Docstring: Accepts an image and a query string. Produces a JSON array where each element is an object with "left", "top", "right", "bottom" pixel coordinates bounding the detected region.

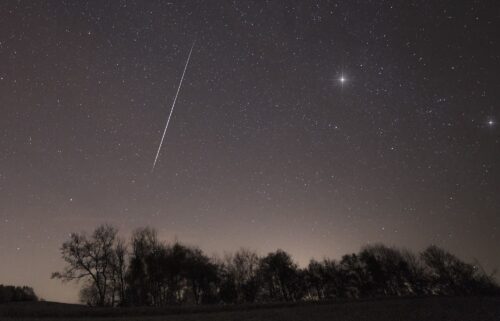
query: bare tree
[
  {"left": 109, "top": 238, "right": 128, "bottom": 305},
  {"left": 223, "top": 248, "right": 260, "bottom": 303},
  {"left": 258, "top": 249, "right": 301, "bottom": 302},
  {"left": 126, "top": 227, "right": 159, "bottom": 306},
  {"left": 52, "top": 224, "right": 499, "bottom": 306},
  {"left": 421, "top": 245, "right": 482, "bottom": 295},
  {"left": 305, "top": 259, "right": 327, "bottom": 300},
  {"left": 52, "top": 224, "right": 118, "bottom": 306}
]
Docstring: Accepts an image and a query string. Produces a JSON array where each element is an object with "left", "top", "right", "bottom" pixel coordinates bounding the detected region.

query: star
[
  {"left": 337, "top": 74, "right": 347, "bottom": 88},
  {"left": 487, "top": 119, "right": 495, "bottom": 127}
]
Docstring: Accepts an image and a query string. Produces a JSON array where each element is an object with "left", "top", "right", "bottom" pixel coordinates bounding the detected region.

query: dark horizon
[
  {"left": 1, "top": 1, "right": 499, "bottom": 303},
  {"left": 2, "top": 224, "right": 499, "bottom": 304},
  {"left": 23, "top": 223, "right": 500, "bottom": 305}
]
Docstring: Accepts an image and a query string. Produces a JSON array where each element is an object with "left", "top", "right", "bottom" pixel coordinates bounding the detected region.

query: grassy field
[{"left": 1, "top": 297, "right": 499, "bottom": 321}]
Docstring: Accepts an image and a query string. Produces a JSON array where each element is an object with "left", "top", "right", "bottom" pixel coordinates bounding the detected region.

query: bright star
[
  {"left": 487, "top": 119, "right": 495, "bottom": 126},
  {"left": 337, "top": 73, "right": 347, "bottom": 88}
]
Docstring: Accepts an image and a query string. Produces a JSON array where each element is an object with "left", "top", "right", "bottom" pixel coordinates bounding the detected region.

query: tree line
[
  {"left": 0, "top": 285, "right": 38, "bottom": 303},
  {"left": 52, "top": 224, "right": 499, "bottom": 306}
]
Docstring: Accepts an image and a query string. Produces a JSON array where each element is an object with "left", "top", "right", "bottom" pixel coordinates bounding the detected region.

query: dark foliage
[
  {"left": 53, "top": 225, "right": 499, "bottom": 307},
  {"left": 0, "top": 285, "right": 38, "bottom": 303}
]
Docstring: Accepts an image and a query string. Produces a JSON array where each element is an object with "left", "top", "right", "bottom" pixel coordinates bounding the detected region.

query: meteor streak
[{"left": 152, "top": 41, "right": 195, "bottom": 172}]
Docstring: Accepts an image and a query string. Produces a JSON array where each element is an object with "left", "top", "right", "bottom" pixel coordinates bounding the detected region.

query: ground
[{"left": 1, "top": 297, "right": 499, "bottom": 320}]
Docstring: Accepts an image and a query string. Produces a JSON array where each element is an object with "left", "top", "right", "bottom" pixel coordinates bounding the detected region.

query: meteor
[{"left": 152, "top": 41, "right": 195, "bottom": 172}]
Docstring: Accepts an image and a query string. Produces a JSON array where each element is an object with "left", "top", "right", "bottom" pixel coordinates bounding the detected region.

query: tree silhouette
[
  {"left": 182, "top": 246, "right": 219, "bottom": 304},
  {"left": 51, "top": 224, "right": 119, "bottom": 306},
  {"left": 305, "top": 259, "right": 329, "bottom": 300},
  {"left": 0, "top": 285, "right": 38, "bottom": 303},
  {"left": 359, "top": 244, "right": 424, "bottom": 297},
  {"left": 126, "top": 227, "right": 159, "bottom": 306},
  {"left": 109, "top": 238, "right": 128, "bottom": 305},
  {"left": 221, "top": 248, "right": 260, "bottom": 303},
  {"left": 53, "top": 225, "right": 499, "bottom": 307},
  {"left": 419, "top": 245, "right": 495, "bottom": 295},
  {"left": 258, "top": 249, "right": 301, "bottom": 302}
]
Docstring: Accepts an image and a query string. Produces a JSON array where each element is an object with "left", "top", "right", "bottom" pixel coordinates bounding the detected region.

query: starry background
[{"left": 0, "top": 1, "right": 499, "bottom": 303}]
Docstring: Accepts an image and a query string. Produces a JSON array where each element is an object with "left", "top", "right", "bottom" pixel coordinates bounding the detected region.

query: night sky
[{"left": 1, "top": 1, "right": 499, "bottom": 303}]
